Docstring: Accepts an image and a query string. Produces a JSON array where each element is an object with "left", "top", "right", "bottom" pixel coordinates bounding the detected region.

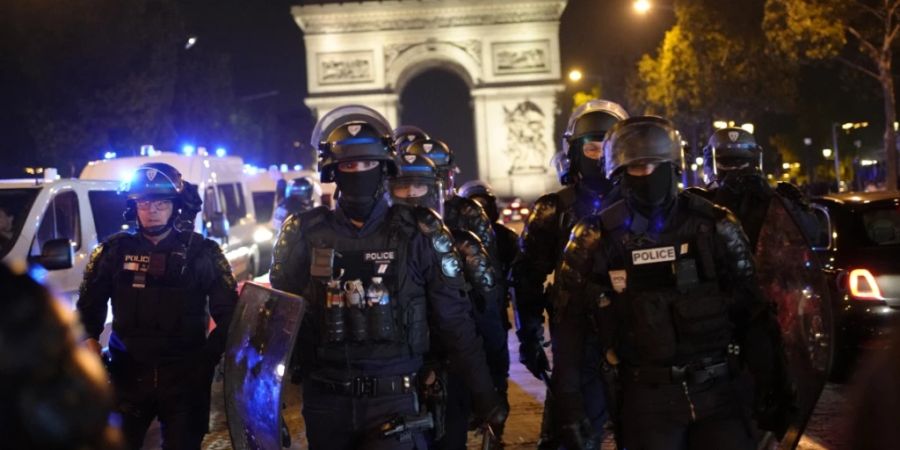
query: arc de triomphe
[{"left": 293, "top": 0, "right": 567, "bottom": 198}]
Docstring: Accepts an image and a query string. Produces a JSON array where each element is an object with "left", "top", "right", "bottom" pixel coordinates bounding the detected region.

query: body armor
[{"left": 273, "top": 204, "right": 461, "bottom": 370}]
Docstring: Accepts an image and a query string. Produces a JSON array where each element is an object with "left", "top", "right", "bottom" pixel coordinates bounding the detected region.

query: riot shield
[
  {"left": 224, "top": 282, "right": 306, "bottom": 450},
  {"left": 755, "top": 196, "right": 834, "bottom": 450}
]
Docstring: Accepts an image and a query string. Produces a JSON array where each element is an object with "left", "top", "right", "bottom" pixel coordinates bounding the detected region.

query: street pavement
[{"left": 136, "top": 312, "right": 853, "bottom": 450}]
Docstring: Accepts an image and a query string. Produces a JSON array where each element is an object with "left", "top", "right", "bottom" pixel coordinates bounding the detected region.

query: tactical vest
[
  {"left": 110, "top": 232, "right": 208, "bottom": 354},
  {"left": 597, "top": 199, "right": 734, "bottom": 367},
  {"left": 301, "top": 207, "right": 429, "bottom": 365}
]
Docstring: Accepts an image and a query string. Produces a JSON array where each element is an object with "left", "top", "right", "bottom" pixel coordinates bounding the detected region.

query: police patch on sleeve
[{"left": 631, "top": 246, "right": 677, "bottom": 265}]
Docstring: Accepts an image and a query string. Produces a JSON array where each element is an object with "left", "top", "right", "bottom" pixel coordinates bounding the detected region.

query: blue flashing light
[
  {"left": 103, "top": 151, "right": 117, "bottom": 160},
  {"left": 121, "top": 171, "right": 135, "bottom": 183},
  {"left": 28, "top": 264, "right": 48, "bottom": 284},
  {"left": 215, "top": 147, "right": 227, "bottom": 157},
  {"left": 182, "top": 144, "right": 196, "bottom": 156},
  {"left": 280, "top": 164, "right": 288, "bottom": 173},
  {"left": 293, "top": 164, "right": 302, "bottom": 171}
]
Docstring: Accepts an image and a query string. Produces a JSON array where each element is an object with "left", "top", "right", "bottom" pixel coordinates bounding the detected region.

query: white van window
[
  {"left": 88, "top": 191, "right": 129, "bottom": 241},
  {"left": 253, "top": 192, "right": 276, "bottom": 223},
  {"left": 0, "top": 188, "right": 40, "bottom": 258},
  {"left": 218, "top": 183, "right": 247, "bottom": 225},
  {"left": 32, "top": 190, "right": 81, "bottom": 255}
]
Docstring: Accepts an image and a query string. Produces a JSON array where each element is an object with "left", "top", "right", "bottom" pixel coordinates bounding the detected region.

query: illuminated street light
[
  {"left": 713, "top": 120, "right": 729, "bottom": 129},
  {"left": 695, "top": 156, "right": 704, "bottom": 166},
  {"left": 185, "top": 36, "right": 198, "bottom": 50},
  {"left": 782, "top": 162, "right": 791, "bottom": 170},
  {"left": 568, "top": 69, "right": 584, "bottom": 82},
  {"left": 740, "top": 123, "right": 755, "bottom": 134},
  {"left": 633, "top": 0, "right": 652, "bottom": 14},
  {"left": 822, "top": 148, "right": 832, "bottom": 158}
]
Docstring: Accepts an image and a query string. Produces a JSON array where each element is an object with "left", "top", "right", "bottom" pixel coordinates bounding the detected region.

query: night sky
[{"left": 0, "top": 0, "right": 672, "bottom": 177}]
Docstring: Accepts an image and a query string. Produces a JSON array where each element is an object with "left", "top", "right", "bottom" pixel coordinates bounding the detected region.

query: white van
[
  {"left": 0, "top": 175, "right": 127, "bottom": 305},
  {"left": 80, "top": 152, "right": 262, "bottom": 279}
]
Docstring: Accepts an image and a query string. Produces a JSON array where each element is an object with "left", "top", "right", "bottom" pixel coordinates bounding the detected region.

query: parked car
[{"left": 810, "top": 191, "right": 900, "bottom": 379}]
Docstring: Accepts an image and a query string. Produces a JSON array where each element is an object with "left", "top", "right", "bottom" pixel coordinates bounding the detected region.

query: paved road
[{"left": 137, "top": 314, "right": 853, "bottom": 450}]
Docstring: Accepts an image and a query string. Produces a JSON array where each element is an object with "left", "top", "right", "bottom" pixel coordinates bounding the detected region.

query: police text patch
[{"left": 631, "top": 246, "right": 676, "bottom": 265}]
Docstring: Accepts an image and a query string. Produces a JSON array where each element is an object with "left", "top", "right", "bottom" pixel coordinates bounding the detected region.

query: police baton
[{"left": 480, "top": 423, "right": 499, "bottom": 450}]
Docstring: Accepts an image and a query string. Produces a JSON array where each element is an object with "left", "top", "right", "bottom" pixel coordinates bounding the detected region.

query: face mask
[
  {"left": 623, "top": 163, "right": 676, "bottom": 215},
  {"left": 336, "top": 167, "right": 384, "bottom": 221}
]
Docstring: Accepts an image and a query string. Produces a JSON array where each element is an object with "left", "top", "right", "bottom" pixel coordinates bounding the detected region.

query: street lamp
[
  {"left": 568, "top": 69, "right": 583, "bottom": 83},
  {"left": 633, "top": 0, "right": 652, "bottom": 14},
  {"left": 822, "top": 148, "right": 832, "bottom": 159}
]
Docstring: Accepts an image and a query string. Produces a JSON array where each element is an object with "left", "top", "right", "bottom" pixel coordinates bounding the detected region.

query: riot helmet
[
  {"left": 458, "top": 180, "right": 499, "bottom": 223},
  {"left": 404, "top": 138, "right": 457, "bottom": 197},
  {"left": 558, "top": 99, "right": 629, "bottom": 187},
  {"left": 604, "top": 116, "right": 683, "bottom": 215},
  {"left": 124, "top": 163, "right": 191, "bottom": 235},
  {"left": 392, "top": 125, "right": 430, "bottom": 154},
  {"left": 312, "top": 105, "right": 397, "bottom": 221},
  {"left": 389, "top": 153, "right": 441, "bottom": 212},
  {"left": 286, "top": 176, "right": 317, "bottom": 204},
  {"left": 702, "top": 127, "right": 763, "bottom": 184}
]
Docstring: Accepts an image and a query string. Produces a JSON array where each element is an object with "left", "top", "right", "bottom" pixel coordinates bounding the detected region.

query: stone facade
[{"left": 294, "top": 0, "right": 567, "bottom": 198}]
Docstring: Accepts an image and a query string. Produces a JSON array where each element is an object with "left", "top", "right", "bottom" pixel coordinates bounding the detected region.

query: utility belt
[
  {"left": 309, "top": 372, "right": 418, "bottom": 397},
  {"left": 621, "top": 357, "right": 733, "bottom": 386}
]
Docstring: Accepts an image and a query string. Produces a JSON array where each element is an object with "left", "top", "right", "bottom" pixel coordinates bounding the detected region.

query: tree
[
  {"left": 764, "top": 0, "right": 900, "bottom": 190},
  {"left": 629, "top": 0, "right": 797, "bottom": 160}
]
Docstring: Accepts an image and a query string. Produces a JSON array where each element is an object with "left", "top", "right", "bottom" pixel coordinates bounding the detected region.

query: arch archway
[
  {"left": 400, "top": 67, "right": 478, "bottom": 184},
  {"left": 295, "top": 0, "right": 566, "bottom": 199}
]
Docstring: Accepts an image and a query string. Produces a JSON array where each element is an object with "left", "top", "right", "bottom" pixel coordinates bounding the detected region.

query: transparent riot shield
[
  {"left": 224, "top": 282, "right": 306, "bottom": 450},
  {"left": 755, "top": 196, "right": 834, "bottom": 450}
]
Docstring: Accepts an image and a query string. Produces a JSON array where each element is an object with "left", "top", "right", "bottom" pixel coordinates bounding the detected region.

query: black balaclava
[
  {"left": 622, "top": 162, "right": 677, "bottom": 217},
  {"left": 335, "top": 165, "right": 385, "bottom": 221},
  {"left": 574, "top": 136, "right": 613, "bottom": 194}
]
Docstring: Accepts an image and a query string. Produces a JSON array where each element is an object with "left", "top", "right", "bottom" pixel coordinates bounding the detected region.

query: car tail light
[
  {"left": 520, "top": 207, "right": 529, "bottom": 215},
  {"left": 502, "top": 208, "right": 512, "bottom": 216},
  {"left": 848, "top": 268, "right": 885, "bottom": 300}
]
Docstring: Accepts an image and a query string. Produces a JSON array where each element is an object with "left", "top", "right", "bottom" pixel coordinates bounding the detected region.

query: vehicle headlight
[{"left": 253, "top": 227, "right": 275, "bottom": 244}]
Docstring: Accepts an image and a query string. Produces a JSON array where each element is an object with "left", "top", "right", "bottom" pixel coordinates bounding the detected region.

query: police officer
[
  {"left": 389, "top": 154, "right": 507, "bottom": 448},
  {"left": 512, "top": 99, "right": 628, "bottom": 448},
  {"left": 77, "top": 163, "right": 238, "bottom": 450},
  {"left": 273, "top": 176, "right": 318, "bottom": 230},
  {"left": 403, "top": 138, "right": 511, "bottom": 431},
  {"left": 270, "top": 108, "right": 505, "bottom": 450},
  {"left": 552, "top": 116, "right": 793, "bottom": 449},
  {"left": 457, "top": 180, "right": 520, "bottom": 282},
  {"left": 393, "top": 124, "right": 430, "bottom": 154},
  {"left": 696, "top": 127, "right": 819, "bottom": 247}
]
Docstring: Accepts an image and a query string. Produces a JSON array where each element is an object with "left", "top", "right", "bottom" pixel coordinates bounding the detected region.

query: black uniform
[
  {"left": 439, "top": 197, "right": 509, "bottom": 448},
  {"left": 77, "top": 230, "right": 237, "bottom": 449},
  {"left": 554, "top": 116, "right": 792, "bottom": 450},
  {"left": 553, "top": 193, "right": 791, "bottom": 449},
  {"left": 270, "top": 199, "right": 499, "bottom": 450},
  {"left": 512, "top": 184, "right": 611, "bottom": 447},
  {"left": 690, "top": 178, "right": 819, "bottom": 249}
]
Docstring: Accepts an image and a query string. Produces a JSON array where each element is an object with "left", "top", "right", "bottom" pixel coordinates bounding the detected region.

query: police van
[
  {"left": 0, "top": 170, "right": 127, "bottom": 304},
  {"left": 80, "top": 151, "right": 262, "bottom": 279}
]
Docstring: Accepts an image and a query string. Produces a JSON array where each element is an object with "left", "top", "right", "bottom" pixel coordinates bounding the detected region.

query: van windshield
[{"left": 0, "top": 188, "right": 40, "bottom": 259}]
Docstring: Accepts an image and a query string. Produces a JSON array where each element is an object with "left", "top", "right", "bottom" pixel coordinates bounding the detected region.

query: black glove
[
  {"left": 754, "top": 383, "right": 796, "bottom": 439},
  {"left": 471, "top": 393, "right": 509, "bottom": 433},
  {"left": 517, "top": 329, "right": 550, "bottom": 380},
  {"left": 560, "top": 417, "right": 599, "bottom": 450}
]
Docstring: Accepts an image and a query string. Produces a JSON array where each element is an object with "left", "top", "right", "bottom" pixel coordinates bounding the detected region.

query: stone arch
[
  {"left": 386, "top": 41, "right": 481, "bottom": 92},
  {"left": 295, "top": 0, "right": 567, "bottom": 199}
]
